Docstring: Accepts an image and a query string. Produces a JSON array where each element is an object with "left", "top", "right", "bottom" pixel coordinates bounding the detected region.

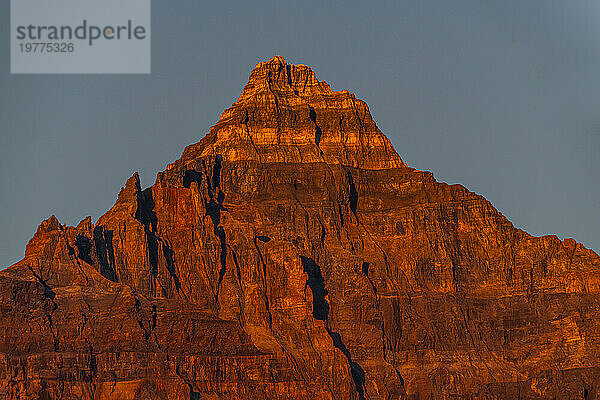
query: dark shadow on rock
[
  {"left": 93, "top": 226, "right": 118, "bottom": 282},
  {"left": 75, "top": 234, "right": 94, "bottom": 265}
]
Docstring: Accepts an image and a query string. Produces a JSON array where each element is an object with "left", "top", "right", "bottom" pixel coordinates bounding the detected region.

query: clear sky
[{"left": 1, "top": 0, "right": 599, "bottom": 268}]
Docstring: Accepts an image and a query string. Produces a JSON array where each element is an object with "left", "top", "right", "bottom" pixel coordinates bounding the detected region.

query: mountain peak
[
  {"left": 238, "top": 55, "right": 332, "bottom": 100},
  {"left": 179, "top": 56, "right": 405, "bottom": 170},
  {"left": 3, "top": 55, "right": 600, "bottom": 399},
  {"left": 262, "top": 54, "right": 288, "bottom": 68}
]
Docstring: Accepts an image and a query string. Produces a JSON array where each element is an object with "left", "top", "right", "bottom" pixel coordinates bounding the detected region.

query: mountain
[{"left": 2, "top": 55, "right": 600, "bottom": 400}]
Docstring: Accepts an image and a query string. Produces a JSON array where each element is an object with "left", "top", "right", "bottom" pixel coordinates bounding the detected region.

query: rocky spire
[{"left": 181, "top": 56, "right": 405, "bottom": 170}]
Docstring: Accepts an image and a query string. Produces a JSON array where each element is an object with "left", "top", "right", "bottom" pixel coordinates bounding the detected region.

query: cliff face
[{"left": 2, "top": 56, "right": 600, "bottom": 400}]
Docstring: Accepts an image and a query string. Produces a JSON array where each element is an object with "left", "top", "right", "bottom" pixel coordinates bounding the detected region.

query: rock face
[{"left": 2, "top": 56, "right": 600, "bottom": 400}]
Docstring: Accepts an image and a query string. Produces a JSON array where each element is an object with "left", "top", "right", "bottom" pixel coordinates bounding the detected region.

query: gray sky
[{"left": 1, "top": 0, "right": 599, "bottom": 268}]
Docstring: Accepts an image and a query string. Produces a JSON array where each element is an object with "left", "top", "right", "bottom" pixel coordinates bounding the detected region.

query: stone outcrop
[{"left": 1, "top": 56, "right": 600, "bottom": 399}]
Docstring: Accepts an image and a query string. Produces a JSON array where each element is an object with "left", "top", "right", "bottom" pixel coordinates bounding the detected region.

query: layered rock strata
[{"left": 2, "top": 56, "right": 600, "bottom": 399}]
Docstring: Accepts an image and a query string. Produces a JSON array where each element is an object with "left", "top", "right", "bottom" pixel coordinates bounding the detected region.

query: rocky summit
[{"left": 2, "top": 56, "right": 600, "bottom": 400}]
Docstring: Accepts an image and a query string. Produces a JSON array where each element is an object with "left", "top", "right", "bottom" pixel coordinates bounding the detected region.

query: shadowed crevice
[
  {"left": 349, "top": 362, "right": 366, "bottom": 397},
  {"left": 135, "top": 188, "right": 157, "bottom": 232},
  {"left": 205, "top": 198, "right": 225, "bottom": 228},
  {"left": 134, "top": 185, "right": 182, "bottom": 293},
  {"left": 204, "top": 155, "right": 228, "bottom": 230},
  {"left": 88, "top": 343, "right": 97, "bottom": 376},
  {"left": 205, "top": 194, "right": 228, "bottom": 303},
  {"left": 212, "top": 154, "right": 223, "bottom": 190},
  {"left": 300, "top": 256, "right": 329, "bottom": 321},
  {"left": 75, "top": 234, "right": 94, "bottom": 265},
  {"left": 104, "top": 230, "right": 116, "bottom": 276},
  {"left": 147, "top": 234, "right": 159, "bottom": 279},
  {"left": 134, "top": 186, "right": 159, "bottom": 280},
  {"left": 256, "top": 235, "right": 271, "bottom": 243},
  {"left": 315, "top": 126, "right": 323, "bottom": 146},
  {"left": 93, "top": 226, "right": 118, "bottom": 283},
  {"left": 183, "top": 169, "right": 202, "bottom": 189},
  {"left": 216, "top": 226, "right": 227, "bottom": 290},
  {"left": 151, "top": 304, "right": 157, "bottom": 331},
  {"left": 309, "top": 106, "right": 323, "bottom": 146},
  {"left": 203, "top": 154, "right": 230, "bottom": 305},
  {"left": 300, "top": 255, "right": 366, "bottom": 399},
  {"left": 347, "top": 170, "right": 358, "bottom": 216},
  {"left": 361, "top": 262, "right": 377, "bottom": 294}
]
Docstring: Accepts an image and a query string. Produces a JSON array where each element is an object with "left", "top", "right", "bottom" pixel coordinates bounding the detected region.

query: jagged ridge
[{"left": 1, "top": 56, "right": 600, "bottom": 400}]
